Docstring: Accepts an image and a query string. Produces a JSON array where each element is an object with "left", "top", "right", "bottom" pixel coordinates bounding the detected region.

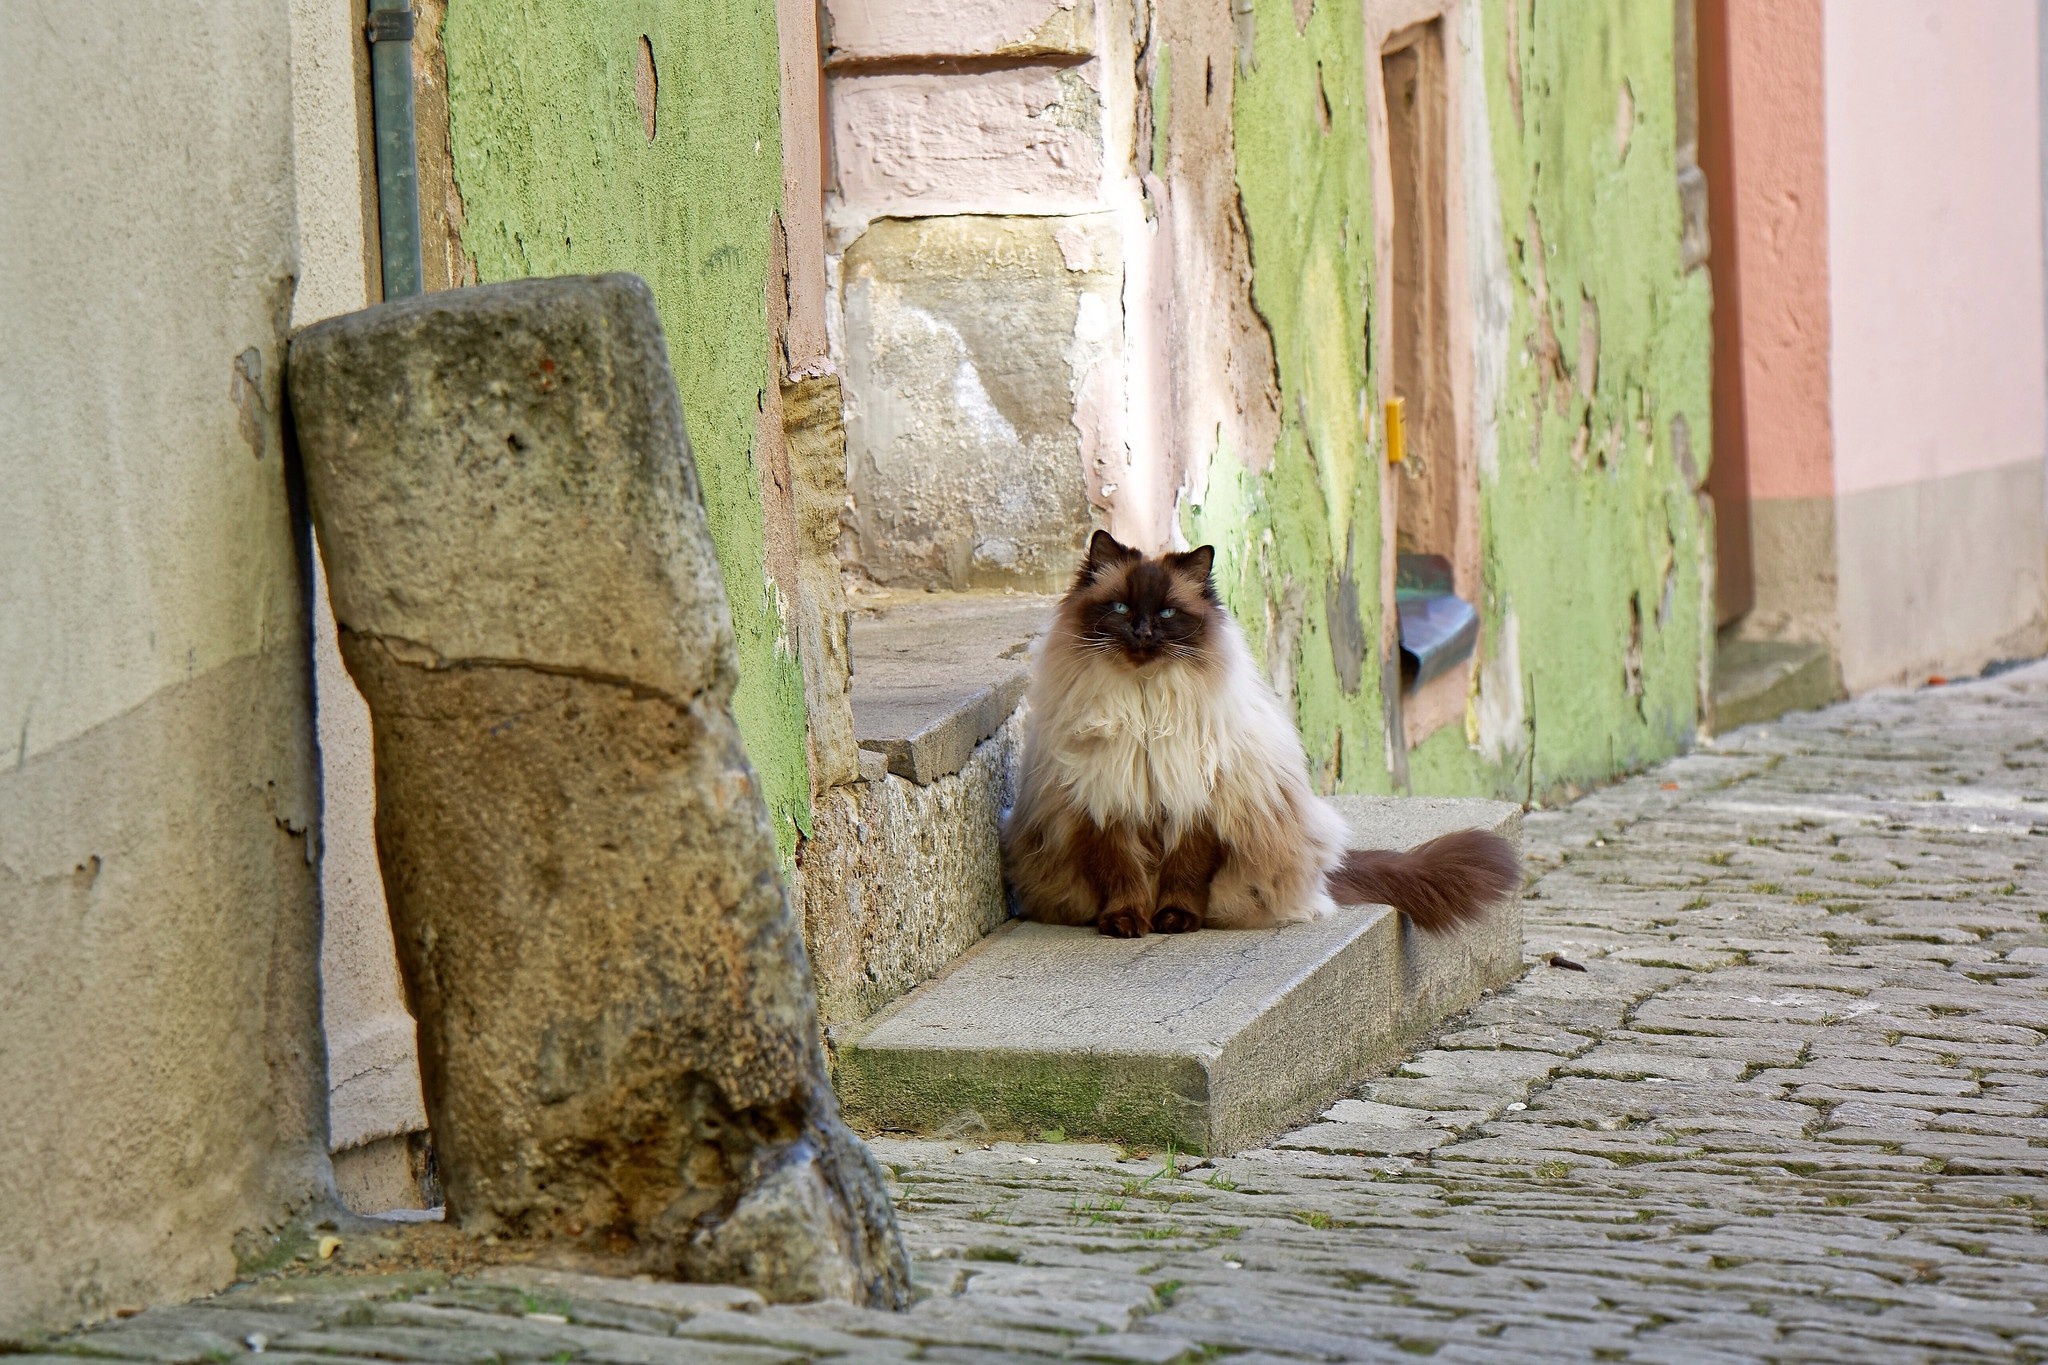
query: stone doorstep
[
  {"left": 835, "top": 796, "right": 1526, "bottom": 1155},
  {"left": 849, "top": 591, "right": 1057, "bottom": 784},
  {"left": 1712, "top": 637, "right": 1841, "bottom": 733}
]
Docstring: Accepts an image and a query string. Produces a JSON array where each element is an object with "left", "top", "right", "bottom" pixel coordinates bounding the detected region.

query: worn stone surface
[
  {"left": 841, "top": 217, "right": 1118, "bottom": 591},
  {"left": 287, "top": 276, "right": 907, "bottom": 1307},
  {"left": 829, "top": 75, "right": 1106, "bottom": 220},
  {"left": 330, "top": 1134, "right": 435, "bottom": 1216},
  {"left": 837, "top": 799, "right": 1523, "bottom": 1153},
  {"left": 801, "top": 716, "right": 1022, "bottom": 1033},
  {"left": 804, "top": 587, "right": 1052, "bottom": 1035},
  {"left": 1714, "top": 636, "right": 1841, "bottom": 732},
  {"left": 41, "top": 665, "right": 2048, "bottom": 1358},
  {"left": 848, "top": 592, "right": 1053, "bottom": 783},
  {"left": 779, "top": 375, "right": 861, "bottom": 792}
]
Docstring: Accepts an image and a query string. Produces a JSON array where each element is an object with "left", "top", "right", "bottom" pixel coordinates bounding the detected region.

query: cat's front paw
[
  {"left": 1096, "top": 901, "right": 1152, "bottom": 937},
  {"left": 1152, "top": 905, "right": 1203, "bottom": 934}
]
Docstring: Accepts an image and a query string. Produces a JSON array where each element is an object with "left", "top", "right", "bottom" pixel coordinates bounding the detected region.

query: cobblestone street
[{"left": 37, "top": 665, "right": 2048, "bottom": 1362}]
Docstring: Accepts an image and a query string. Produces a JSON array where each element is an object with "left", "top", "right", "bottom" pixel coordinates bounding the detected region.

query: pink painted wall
[
  {"left": 1723, "top": 0, "right": 1835, "bottom": 503},
  {"left": 1823, "top": 0, "right": 2047, "bottom": 497}
]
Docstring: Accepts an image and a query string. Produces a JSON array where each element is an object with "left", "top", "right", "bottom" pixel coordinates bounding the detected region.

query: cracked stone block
[
  {"left": 287, "top": 274, "right": 907, "bottom": 1307},
  {"left": 835, "top": 797, "right": 1524, "bottom": 1153},
  {"left": 841, "top": 216, "right": 1117, "bottom": 590},
  {"left": 830, "top": 71, "right": 1104, "bottom": 218}
]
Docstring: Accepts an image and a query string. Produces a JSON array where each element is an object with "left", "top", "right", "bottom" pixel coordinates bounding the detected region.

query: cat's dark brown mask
[{"left": 1063, "top": 529, "right": 1220, "bottom": 667}]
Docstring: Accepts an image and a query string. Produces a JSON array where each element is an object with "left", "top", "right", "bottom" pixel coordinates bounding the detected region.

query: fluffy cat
[{"left": 1003, "top": 530, "right": 1520, "bottom": 937}]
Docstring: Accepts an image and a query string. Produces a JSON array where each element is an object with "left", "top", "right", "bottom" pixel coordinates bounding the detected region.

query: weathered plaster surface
[
  {"left": 1451, "top": 0, "right": 1713, "bottom": 792},
  {"left": 1188, "top": 0, "right": 1710, "bottom": 801},
  {"left": 1, "top": 0, "right": 327, "bottom": 1330},
  {"left": 1171, "top": 0, "right": 1370, "bottom": 790},
  {"left": 440, "top": 0, "right": 812, "bottom": 853}
]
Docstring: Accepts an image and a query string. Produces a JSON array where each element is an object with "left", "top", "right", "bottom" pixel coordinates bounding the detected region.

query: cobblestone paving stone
[{"left": 36, "top": 667, "right": 2048, "bottom": 1361}]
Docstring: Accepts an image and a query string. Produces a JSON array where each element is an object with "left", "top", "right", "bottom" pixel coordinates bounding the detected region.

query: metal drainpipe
[{"left": 366, "top": 0, "right": 423, "bottom": 299}]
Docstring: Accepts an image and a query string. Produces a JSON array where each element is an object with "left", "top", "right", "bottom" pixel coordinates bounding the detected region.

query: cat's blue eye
[
  {"left": 1159, "top": 607, "right": 1177, "bottom": 619},
  {"left": 1110, "top": 602, "right": 1130, "bottom": 615}
]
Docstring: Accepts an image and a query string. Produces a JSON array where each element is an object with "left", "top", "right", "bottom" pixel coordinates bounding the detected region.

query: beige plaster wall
[
  {"left": 1834, "top": 463, "right": 2048, "bottom": 692},
  {"left": 0, "top": 0, "right": 329, "bottom": 1332},
  {"left": 291, "top": 0, "right": 376, "bottom": 326},
  {"left": 286, "top": 0, "right": 431, "bottom": 1182}
]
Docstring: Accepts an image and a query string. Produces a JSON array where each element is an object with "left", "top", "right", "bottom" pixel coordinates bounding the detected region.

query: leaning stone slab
[
  {"left": 288, "top": 274, "right": 907, "bottom": 1307},
  {"left": 835, "top": 798, "right": 1524, "bottom": 1154}
]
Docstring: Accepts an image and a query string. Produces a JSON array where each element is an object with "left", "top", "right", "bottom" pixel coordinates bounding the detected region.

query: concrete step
[
  {"left": 834, "top": 797, "right": 1524, "bottom": 1155},
  {"left": 1712, "top": 637, "right": 1840, "bottom": 733}
]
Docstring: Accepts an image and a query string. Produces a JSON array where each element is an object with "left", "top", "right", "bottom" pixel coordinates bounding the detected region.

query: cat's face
[{"left": 1063, "top": 530, "right": 1220, "bottom": 668}]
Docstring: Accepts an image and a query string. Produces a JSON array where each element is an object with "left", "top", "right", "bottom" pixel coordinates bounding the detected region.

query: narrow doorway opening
[
  {"left": 1382, "top": 20, "right": 1477, "bottom": 707},
  {"left": 1695, "top": 0, "right": 1754, "bottom": 627},
  {"left": 1385, "top": 24, "right": 1454, "bottom": 570}
]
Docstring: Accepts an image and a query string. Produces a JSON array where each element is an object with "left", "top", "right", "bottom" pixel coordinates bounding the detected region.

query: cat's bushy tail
[{"left": 1326, "top": 829, "right": 1522, "bottom": 933}]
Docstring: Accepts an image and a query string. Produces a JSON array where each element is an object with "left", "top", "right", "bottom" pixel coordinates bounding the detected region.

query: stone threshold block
[
  {"left": 803, "top": 592, "right": 1053, "bottom": 1039},
  {"left": 834, "top": 797, "right": 1524, "bottom": 1154},
  {"left": 1712, "top": 637, "right": 1841, "bottom": 733},
  {"left": 850, "top": 591, "right": 1055, "bottom": 784}
]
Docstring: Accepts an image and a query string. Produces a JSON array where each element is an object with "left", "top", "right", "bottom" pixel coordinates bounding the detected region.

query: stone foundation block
[{"left": 836, "top": 798, "right": 1525, "bottom": 1154}]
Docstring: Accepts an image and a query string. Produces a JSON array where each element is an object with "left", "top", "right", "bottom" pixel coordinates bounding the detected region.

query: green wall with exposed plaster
[
  {"left": 439, "top": 0, "right": 811, "bottom": 854},
  {"left": 429, "top": 0, "right": 1709, "bottom": 857},
  {"left": 1190, "top": 0, "right": 1712, "bottom": 801}
]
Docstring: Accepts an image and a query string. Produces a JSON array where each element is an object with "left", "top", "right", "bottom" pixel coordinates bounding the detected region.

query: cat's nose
[{"left": 1135, "top": 620, "right": 1155, "bottom": 641}]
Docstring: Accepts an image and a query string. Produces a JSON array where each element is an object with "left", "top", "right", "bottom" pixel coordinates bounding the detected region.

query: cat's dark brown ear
[
  {"left": 1168, "top": 545, "right": 1217, "bottom": 595},
  {"left": 1082, "top": 528, "right": 1139, "bottom": 580}
]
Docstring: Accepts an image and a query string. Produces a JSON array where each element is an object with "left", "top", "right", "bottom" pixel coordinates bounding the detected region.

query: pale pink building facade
[{"left": 1706, "top": 0, "right": 2048, "bottom": 692}]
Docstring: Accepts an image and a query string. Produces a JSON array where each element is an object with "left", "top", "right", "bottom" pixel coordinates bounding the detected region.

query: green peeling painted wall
[
  {"left": 428, "top": 0, "right": 1708, "bottom": 859},
  {"left": 1197, "top": 0, "right": 1385, "bottom": 797},
  {"left": 1191, "top": 0, "right": 1712, "bottom": 802},
  {"left": 439, "top": 0, "right": 812, "bottom": 854}
]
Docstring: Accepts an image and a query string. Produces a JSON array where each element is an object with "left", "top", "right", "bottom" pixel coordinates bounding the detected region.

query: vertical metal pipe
[{"left": 366, "top": 1, "right": 422, "bottom": 299}]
